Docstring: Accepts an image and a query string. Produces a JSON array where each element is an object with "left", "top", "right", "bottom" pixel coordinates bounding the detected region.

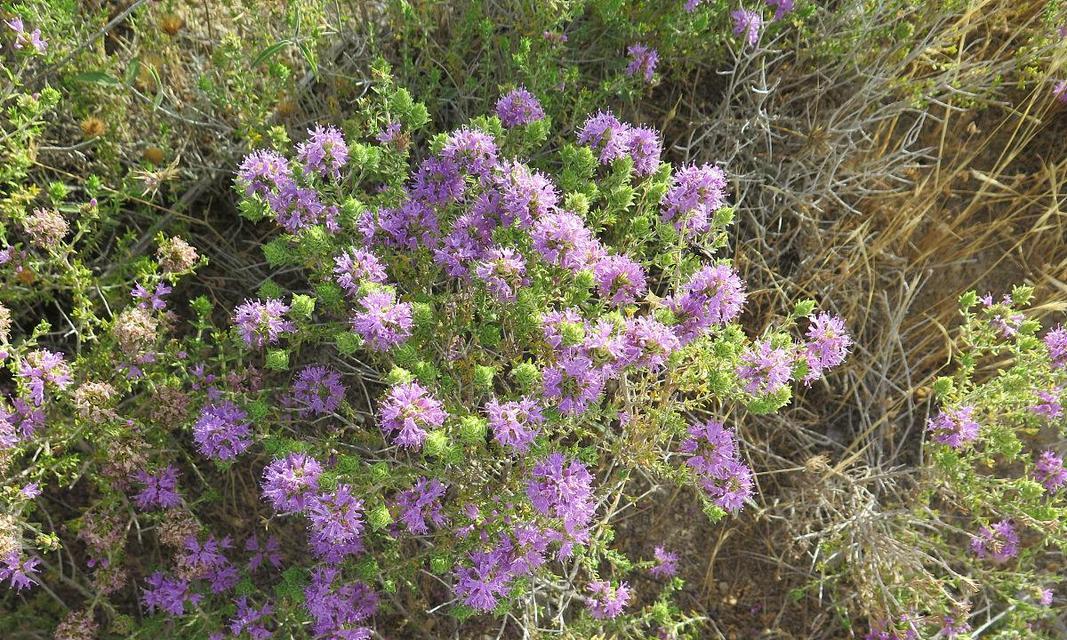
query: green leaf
[
  {"left": 72, "top": 71, "right": 121, "bottom": 86},
  {"left": 297, "top": 40, "right": 318, "bottom": 76},
  {"left": 251, "top": 39, "right": 292, "bottom": 69}
]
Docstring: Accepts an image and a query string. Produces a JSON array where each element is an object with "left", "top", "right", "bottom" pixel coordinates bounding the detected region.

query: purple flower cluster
[
  {"left": 333, "top": 247, "right": 387, "bottom": 295},
  {"left": 680, "top": 420, "right": 754, "bottom": 512},
  {"left": 732, "top": 9, "right": 763, "bottom": 47},
  {"left": 927, "top": 405, "right": 980, "bottom": 449},
  {"left": 296, "top": 124, "right": 349, "bottom": 180},
  {"left": 304, "top": 567, "right": 378, "bottom": 638},
  {"left": 351, "top": 289, "right": 413, "bottom": 352},
  {"left": 193, "top": 401, "right": 253, "bottom": 460},
  {"left": 970, "top": 520, "right": 1020, "bottom": 562},
  {"left": 661, "top": 164, "right": 728, "bottom": 237},
  {"left": 131, "top": 465, "right": 182, "bottom": 511},
  {"left": 496, "top": 87, "right": 545, "bottom": 127},
  {"left": 737, "top": 341, "right": 794, "bottom": 395},
  {"left": 393, "top": 477, "right": 447, "bottom": 534},
  {"left": 475, "top": 247, "right": 529, "bottom": 302},
  {"left": 142, "top": 572, "right": 201, "bottom": 616},
  {"left": 542, "top": 354, "right": 606, "bottom": 415},
  {"left": 6, "top": 17, "right": 46, "bottom": 53},
  {"left": 378, "top": 381, "right": 448, "bottom": 448},
  {"left": 626, "top": 43, "right": 658, "bottom": 82},
  {"left": 180, "top": 535, "right": 238, "bottom": 593},
  {"left": 486, "top": 396, "right": 545, "bottom": 453},
  {"left": 1046, "top": 324, "right": 1067, "bottom": 369},
  {"left": 229, "top": 597, "right": 273, "bottom": 639},
  {"left": 0, "top": 552, "right": 40, "bottom": 591},
  {"left": 585, "top": 580, "right": 631, "bottom": 619},
  {"left": 1034, "top": 450, "right": 1067, "bottom": 493},
  {"left": 261, "top": 453, "right": 323, "bottom": 512},
  {"left": 1030, "top": 389, "right": 1063, "bottom": 421},
  {"left": 306, "top": 484, "right": 365, "bottom": 548},
  {"left": 532, "top": 211, "right": 602, "bottom": 272},
  {"left": 669, "top": 264, "right": 746, "bottom": 343},
  {"left": 576, "top": 110, "right": 663, "bottom": 176},
  {"left": 801, "top": 312, "right": 852, "bottom": 384},
  {"left": 18, "top": 349, "right": 71, "bottom": 406},
  {"left": 233, "top": 298, "right": 295, "bottom": 348},
  {"left": 291, "top": 365, "right": 345, "bottom": 416},
  {"left": 527, "top": 453, "right": 596, "bottom": 536},
  {"left": 594, "top": 254, "right": 647, "bottom": 306},
  {"left": 649, "top": 546, "right": 678, "bottom": 578},
  {"left": 767, "top": 0, "right": 795, "bottom": 21}
]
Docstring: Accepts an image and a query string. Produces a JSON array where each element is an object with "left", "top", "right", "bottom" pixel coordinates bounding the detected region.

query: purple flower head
[
  {"left": 379, "top": 381, "right": 448, "bottom": 449},
  {"left": 132, "top": 282, "right": 171, "bottom": 310},
  {"left": 584, "top": 317, "right": 633, "bottom": 372},
  {"left": 802, "top": 312, "right": 852, "bottom": 384},
  {"left": 333, "top": 248, "right": 387, "bottom": 295},
  {"left": 0, "top": 552, "right": 40, "bottom": 591},
  {"left": 626, "top": 43, "right": 658, "bottom": 82},
  {"left": 305, "top": 567, "right": 378, "bottom": 638},
  {"left": 624, "top": 316, "right": 681, "bottom": 370},
  {"left": 497, "top": 161, "right": 559, "bottom": 228},
  {"left": 542, "top": 355, "right": 606, "bottom": 415},
  {"left": 669, "top": 264, "right": 747, "bottom": 343},
  {"left": 680, "top": 420, "right": 753, "bottom": 512},
  {"left": 230, "top": 597, "right": 274, "bottom": 639},
  {"left": 594, "top": 254, "right": 647, "bottom": 306},
  {"left": 737, "top": 341, "right": 794, "bottom": 395},
  {"left": 7, "top": 18, "right": 46, "bottom": 54},
  {"left": 684, "top": 0, "right": 703, "bottom": 12},
  {"left": 585, "top": 580, "right": 631, "bottom": 619},
  {"left": 234, "top": 299, "right": 294, "bottom": 348},
  {"left": 454, "top": 548, "right": 513, "bottom": 611},
  {"left": 532, "top": 211, "right": 602, "bottom": 272},
  {"left": 475, "top": 246, "right": 529, "bottom": 302},
  {"left": 193, "top": 401, "right": 253, "bottom": 460},
  {"left": 650, "top": 546, "right": 678, "bottom": 578},
  {"left": 732, "top": 9, "right": 763, "bottom": 47},
  {"left": 351, "top": 290, "right": 413, "bottom": 352},
  {"left": 132, "top": 465, "right": 182, "bottom": 511},
  {"left": 292, "top": 366, "right": 345, "bottom": 416},
  {"left": 442, "top": 128, "right": 499, "bottom": 178},
  {"left": 377, "top": 121, "right": 402, "bottom": 145},
  {"left": 541, "top": 307, "right": 586, "bottom": 354},
  {"left": 1039, "top": 588, "right": 1054, "bottom": 606},
  {"left": 527, "top": 453, "right": 596, "bottom": 535},
  {"left": 297, "top": 124, "right": 349, "bottom": 180},
  {"left": 927, "top": 405, "right": 980, "bottom": 449},
  {"left": 411, "top": 155, "right": 465, "bottom": 206},
  {"left": 496, "top": 87, "right": 546, "bottom": 127},
  {"left": 661, "top": 164, "right": 728, "bottom": 237},
  {"left": 238, "top": 150, "right": 293, "bottom": 197},
  {"left": 267, "top": 182, "right": 338, "bottom": 233},
  {"left": 142, "top": 572, "right": 200, "bottom": 616},
  {"left": 767, "top": 0, "right": 795, "bottom": 21},
  {"left": 626, "top": 125, "right": 663, "bottom": 177},
  {"left": 701, "top": 456, "right": 754, "bottom": 513},
  {"left": 245, "top": 534, "right": 283, "bottom": 572},
  {"left": 1030, "top": 389, "right": 1063, "bottom": 421},
  {"left": 1055, "top": 81, "right": 1067, "bottom": 104},
  {"left": 261, "top": 453, "right": 323, "bottom": 512},
  {"left": 1034, "top": 450, "right": 1067, "bottom": 493},
  {"left": 20, "top": 483, "right": 39, "bottom": 499},
  {"left": 180, "top": 535, "right": 236, "bottom": 592},
  {"left": 1046, "top": 325, "right": 1067, "bottom": 369},
  {"left": 394, "top": 477, "right": 448, "bottom": 535},
  {"left": 970, "top": 520, "right": 1020, "bottom": 563},
  {"left": 577, "top": 111, "right": 632, "bottom": 165},
  {"left": 18, "top": 349, "right": 72, "bottom": 406},
  {"left": 307, "top": 483, "right": 365, "bottom": 546},
  {"left": 486, "top": 396, "right": 545, "bottom": 453},
  {"left": 435, "top": 211, "right": 494, "bottom": 277},
  {"left": 377, "top": 199, "right": 441, "bottom": 250}
]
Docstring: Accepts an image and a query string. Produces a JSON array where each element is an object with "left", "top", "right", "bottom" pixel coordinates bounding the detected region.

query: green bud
[
  {"left": 423, "top": 430, "right": 451, "bottom": 457},
  {"left": 430, "top": 554, "right": 451, "bottom": 574},
  {"left": 473, "top": 365, "right": 495, "bottom": 391},
  {"left": 238, "top": 198, "right": 270, "bottom": 222},
  {"left": 477, "top": 323, "right": 502, "bottom": 348},
  {"left": 564, "top": 192, "right": 590, "bottom": 215},
  {"left": 258, "top": 280, "right": 285, "bottom": 300},
  {"left": 793, "top": 299, "right": 817, "bottom": 318},
  {"left": 315, "top": 281, "right": 343, "bottom": 309},
  {"left": 560, "top": 321, "right": 585, "bottom": 347},
  {"left": 248, "top": 399, "right": 270, "bottom": 421},
  {"left": 1011, "top": 284, "right": 1034, "bottom": 306},
  {"left": 387, "top": 367, "right": 415, "bottom": 386},
  {"left": 412, "top": 301, "right": 435, "bottom": 331},
  {"left": 266, "top": 349, "right": 289, "bottom": 371},
  {"left": 368, "top": 504, "right": 393, "bottom": 530},
  {"left": 959, "top": 290, "right": 978, "bottom": 310},
  {"left": 370, "top": 462, "right": 390, "bottom": 482},
  {"left": 573, "top": 269, "right": 595, "bottom": 291},
  {"left": 290, "top": 294, "right": 315, "bottom": 319},
  {"left": 413, "top": 361, "right": 440, "bottom": 385},
  {"left": 262, "top": 238, "right": 294, "bottom": 268},
  {"left": 511, "top": 362, "right": 540, "bottom": 391},
  {"left": 458, "top": 415, "right": 488, "bottom": 444},
  {"left": 190, "top": 295, "right": 213, "bottom": 317},
  {"left": 298, "top": 225, "right": 332, "bottom": 258},
  {"left": 931, "top": 376, "right": 954, "bottom": 397},
  {"left": 335, "top": 331, "right": 362, "bottom": 355}
]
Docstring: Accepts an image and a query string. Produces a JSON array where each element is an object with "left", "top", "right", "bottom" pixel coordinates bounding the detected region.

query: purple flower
[
  {"left": 238, "top": 150, "right": 293, "bottom": 197},
  {"left": 661, "top": 164, "right": 728, "bottom": 237},
  {"left": 684, "top": 0, "right": 703, "bottom": 12},
  {"left": 411, "top": 155, "right": 465, "bottom": 206},
  {"left": 1055, "top": 81, "right": 1067, "bottom": 104},
  {"left": 541, "top": 307, "right": 586, "bottom": 353},
  {"left": 351, "top": 290, "right": 413, "bottom": 352},
  {"left": 333, "top": 247, "right": 387, "bottom": 295},
  {"left": 801, "top": 312, "right": 851, "bottom": 384},
  {"left": 626, "top": 43, "right": 658, "bottom": 82},
  {"left": 496, "top": 87, "right": 546, "bottom": 127},
  {"left": 475, "top": 246, "right": 529, "bottom": 302},
  {"left": 304, "top": 567, "right": 378, "bottom": 638},
  {"left": 245, "top": 534, "right": 283, "bottom": 572},
  {"left": 0, "top": 552, "right": 40, "bottom": 591},
  {"left": 737, "top": 341, "right": 794, "bottom": 395},
  {"left": 17, "top": 349, "right": 72, "bottom": 405},
  {"left": 297, "top": 124, "right": 349, "bottom": 180},
  {"left": 542, "top": 355, "right": 605, "bottom": 415},
  {"left": 442, "top": 128, "right": 499, "bottom": 178},
  {"left": 180, "top": 535, "right": 237, "bottom": 593},
  {"left": 7, "top": 17, "right": 46, "bottom": 54},
  {"left": 394, "top": 477, "right": 447, "bottom": 534},
  {"left": 594, "top": 255, "right": 647, "bottom": 306},
  {"left": 1030, "top": 389, "right": 1063, "bottom": 421},
  {"left": 970, "top": 520, "right": 1020, "bottom": 562},
  {"left": 532, "top": 210, "right": 601, "bottom": 272},
  {"left": 261, "top": 453, "right": 323, "bottom": 512},
  {"left": 927, "top": 405, "right": 980, "bottom": 449},
  {"left": 624, "top": 316, "right": 681, "bottom": 371},
  {"left": 527, "top": 453, "right": 596, "bottom": 535},
  {"left": 379, "top": 381, "right": 448, "bottom": 449},
  {"left": 767, "top": 0, "right": 795, "bottom": 21},
  {"left": 233, "top": 299, "right": 295, "bottom": 348},
  {"left": 577, "top": 111, "right": 632, "bottom": 165},
  {"left": 377, "top": 121, "right": 402, "bottom": 145},
  {"left": 680, "top": 420, "right": 754, "bottom": 512},
  {"left": 486, "top": 396, "right": 545, "bottom": 453},
  {"left": 585, "top": 580, "right": 631, "bottom": 619},
  {"left": 434, "top": 211, "right": 494, "bottom": 277},
  {"left": 267, "top": 182, "right": 339, "bottom": 233},
  {"left": 454, "top": 548, "right": 513, "bottom": 611},
  {"left": 132, "top": 282, "right": 171, "bottom": 310},
  {"left": 732, "top": 9, "right": 763, "bottom": 47},
  {"left": 230, "top": 597, "right": 274, "bottom": 639},
  {"left": 650, "top": 546, "right": 678, "bottom": 578},
  {"left": 377, "top": 199, "right": 441, "bottom": 250},
  {"left": 497, "top": 161, "right": 560, "bottom": 228},
  {"left": 292, "top": 365, "right": 345, "bottom": 416},
  {"left": 19, "top": 483, "right": 39, "bottom": 499},
  {"left": 1034, "top": 450, "right": 1067, "bottom": 493},
  {"left": 306, "top": 484, "right": 365, "bottom": 546},
  {"left": 669, "top": 264, "right": 746, "bottom": 343},
  {"left": 1039, "top": 588, "right": 1054, "bottom": 606},
  {"left": 584, "top": 317, "right": 633, "bottom": 372},
  {"left": 626, "top": 125, "right": 662, "bottom": 177},
  {"left": 1046, "top": 324, "right": 1067, "bottom": 369},
  {"left": 142, "top": 571, "right": 201, "bottom": 615},
  {"left": 132, "top": 465, "right": 182, "bottom": 510},
  {"left": 193, "top": 401, "right": 253, "bottom": 460}
]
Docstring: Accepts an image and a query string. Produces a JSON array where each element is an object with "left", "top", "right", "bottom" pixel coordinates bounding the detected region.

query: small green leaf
[{"left": 251, "top": 39, "right": 292, "bottom": 69}]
